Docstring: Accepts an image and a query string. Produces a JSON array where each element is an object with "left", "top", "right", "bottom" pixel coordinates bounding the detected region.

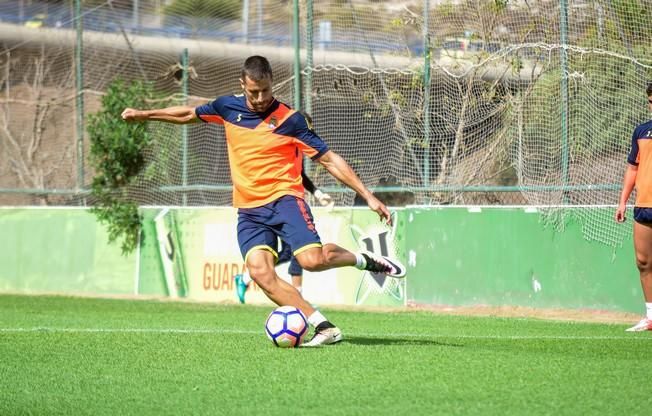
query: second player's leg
[
  {"left": 291, "top": 274, "right": 303, "bottom": 291},
  {"left": 277, "top": 240, "right": 293, "bottom": 265},
  {"left": 246, "top": 249, "right": 316, "bottom": 317},
  {"left": 288, "top": 256, "right": 304, "bottom": 293}
]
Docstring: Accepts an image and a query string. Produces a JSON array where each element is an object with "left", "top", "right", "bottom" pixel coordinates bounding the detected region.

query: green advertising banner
[
  {"left": 138, "top": 207, "right": 407, "bottom": 307},
  {"left": 404, "top": 207, "right": 640, "bottom": 313},
  {"left": 1, "top": 206, "right": 642, "bottom": 314},
  {"left": 0, "top": 208, "right": 137, "bottom": 295}
]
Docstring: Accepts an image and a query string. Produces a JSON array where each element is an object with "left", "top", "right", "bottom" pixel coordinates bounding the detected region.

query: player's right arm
[
  {"left": 616, "top": 127, "right": 642, "bottom": 223},
  {"left": 616, "top": 164, "right": 637, "bottom": 223},
  {"left": 316, "top": 150, "right": 391, "bottom": 225},
  {"left": 285, "top": 110, "right": 390, "bottom": 224},
  {"left": 121, "top": 106, "right": 200, "bottom": 124}
]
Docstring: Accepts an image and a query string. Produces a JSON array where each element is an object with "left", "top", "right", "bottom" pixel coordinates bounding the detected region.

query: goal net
[{"left": 1, "top": 0, "right": 651, "bottom": 247}]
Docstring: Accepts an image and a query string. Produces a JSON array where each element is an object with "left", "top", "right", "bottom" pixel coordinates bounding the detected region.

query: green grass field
[{"left": 1, "top": 294, "right": 650, "bottom": 415}]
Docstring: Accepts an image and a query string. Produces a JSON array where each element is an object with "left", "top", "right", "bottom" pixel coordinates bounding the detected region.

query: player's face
[
  {"left": 648, "top": 95, "right": 652, "bottom": 112},
  {"left": 241, "top": 75, "right": 274, "bottom": 113}
]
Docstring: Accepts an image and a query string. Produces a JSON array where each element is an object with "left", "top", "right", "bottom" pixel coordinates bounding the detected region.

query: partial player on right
[{"left": 615, "top": 82, "right": 652, "bottom": 332}]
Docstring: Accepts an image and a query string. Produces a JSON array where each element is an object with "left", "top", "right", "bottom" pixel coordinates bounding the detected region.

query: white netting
[{"left": 1, "top": 0, "right": 651, "bottom": 247}]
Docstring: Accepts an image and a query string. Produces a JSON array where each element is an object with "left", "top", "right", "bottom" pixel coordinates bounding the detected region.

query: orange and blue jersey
[
  {"left": 627, "top": 120, "right": 652, "bottom": 207},
  {"left": 195, "top": 95, "right": 329, "bottom": 208}
]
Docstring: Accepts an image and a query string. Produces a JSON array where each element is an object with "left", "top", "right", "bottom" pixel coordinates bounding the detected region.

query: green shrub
[{"left": 87, "top": 79, "right": 160, "bottom": 255}]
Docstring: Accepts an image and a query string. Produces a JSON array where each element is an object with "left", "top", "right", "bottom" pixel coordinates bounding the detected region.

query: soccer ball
[{"left": 265, "top": 306, "right": 309, "bottom": 348}]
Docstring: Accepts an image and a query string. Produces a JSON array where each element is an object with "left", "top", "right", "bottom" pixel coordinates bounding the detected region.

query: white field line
[{"left": 0, "top": 327, "right": 650, "bottom": 341}]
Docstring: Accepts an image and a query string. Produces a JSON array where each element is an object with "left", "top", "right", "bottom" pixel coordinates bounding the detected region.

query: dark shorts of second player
[
  {"left": 634, "top": 207, "right": 652, "bottom": 225},
  {"left": 237, "top": 195, "right": 321, "bottom": 268},
  {"left": 278, "top": 241, "right": 303, "bottom": 276}
]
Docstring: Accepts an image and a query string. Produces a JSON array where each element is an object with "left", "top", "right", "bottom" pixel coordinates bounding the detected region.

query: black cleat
[{"left": 361, "top": 252, "right": 406, "bottom": 278}]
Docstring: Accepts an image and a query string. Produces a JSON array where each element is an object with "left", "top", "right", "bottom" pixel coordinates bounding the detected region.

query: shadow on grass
[{"left": 344, "top": 336, "right": 464, "bottom": 348}]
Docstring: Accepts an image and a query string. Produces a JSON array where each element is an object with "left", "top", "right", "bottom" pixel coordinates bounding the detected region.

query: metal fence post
[
  {"left": 181, "top": 48, "right": 189, "bottom": 206},
  {"left": 423, "top": 0, "right": 431, "bottom": 188},
  {"left": 293, "top": 0, "right": 302, "bottom": 110},
  {"left": 75, "top": 0, "right": 84, "bottom": 194},
  {"left": 306, "top": 0, "right": 313, "bottom": 115},
  {"left": 560, "top": 0, "right": 569, "bottom": 199}
]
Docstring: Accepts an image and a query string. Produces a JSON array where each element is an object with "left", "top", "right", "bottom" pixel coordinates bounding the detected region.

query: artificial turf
[{"left": 0, "top": 294, "right": 650, "bottom": 415}]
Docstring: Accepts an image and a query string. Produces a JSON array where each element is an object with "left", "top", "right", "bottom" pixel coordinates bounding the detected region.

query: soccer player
[
  {"left": 235, "top": 112, "right": 331, "bottom": 303},
  {"left": 234, "top": 168, "right": 333, "bottom": 303},
  {"left": 615, "top": 82, "right": 652, "bottom": 332},
  {"left": 121, "top": 55, "right": 405, "bottom": 346}
]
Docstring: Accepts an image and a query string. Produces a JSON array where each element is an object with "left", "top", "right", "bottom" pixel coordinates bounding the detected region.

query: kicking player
[
  {"left": 615, "top": 82, "right": 652, "bottom": 332},
  {"left": 121, "top": 55, "right": 405, "bottom": 347},
  {"left": 234, "top": 168, "right": 333, "bottom": 303}
]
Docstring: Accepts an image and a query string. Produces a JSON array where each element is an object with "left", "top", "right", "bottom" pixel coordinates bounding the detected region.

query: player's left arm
[{"left": 316, "top": 150, "right": 391, "bottom": 225}]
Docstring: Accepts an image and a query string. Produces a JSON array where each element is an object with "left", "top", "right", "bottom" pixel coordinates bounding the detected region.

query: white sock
[
  {"left": 646, "top": 302, "right": 652, "bottom": 320},
  {"left": 241, "top": 271, "right": 252, "bottom": 286},
  {"left": 354, "top": 252, "right": 367, "bottom": 269},
  {"left": 308, "top": 311, "right": 328, "bottom": 328}
]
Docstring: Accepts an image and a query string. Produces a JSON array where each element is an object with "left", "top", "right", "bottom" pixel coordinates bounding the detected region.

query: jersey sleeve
[
  {"left": 195, "top": 96, "right": 228, "bottom": 124},
  {"left": 274, "top": 112, "right": 329, "bottom": 160},
  {"left": 627, "top": 126, "right": 641, "bottom": 165}
]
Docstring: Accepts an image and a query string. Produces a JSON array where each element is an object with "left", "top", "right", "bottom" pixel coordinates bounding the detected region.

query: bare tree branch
[{"left": 0, "top": 45, "right": 75, "bottom": 204}]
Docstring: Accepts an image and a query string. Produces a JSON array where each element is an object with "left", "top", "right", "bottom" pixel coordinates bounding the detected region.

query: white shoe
[
  {"left": 360, "top": 252, "right": 406, "bottom": 278},
  {"left": 625, "top": 318, "right": 652, "bottom": 332},
  {"left": 301, "top": 326, "right": 343, "bottom": 347}
]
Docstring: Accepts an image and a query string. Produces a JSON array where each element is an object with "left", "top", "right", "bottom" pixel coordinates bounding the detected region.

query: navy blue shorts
[
  {"left": 634, "top": 207, "right": 652, "bottom": 224},
  {"left": 237, "top": 195, "right": 321, "bottom": 263},
  {"left": 278, "top": 240, "right": 303, "bottom": 276}
]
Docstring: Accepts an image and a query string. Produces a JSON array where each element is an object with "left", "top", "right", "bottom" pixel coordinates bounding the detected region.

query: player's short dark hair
[
  {"left": 647, "top": 82, "right": 652, "bottom": 97},
  {"left": 242, "top": 56, "right": 273, "bottom": 81}
]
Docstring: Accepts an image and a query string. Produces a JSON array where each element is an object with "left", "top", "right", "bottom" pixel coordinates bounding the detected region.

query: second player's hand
[
  {"left": 314, "top": 189, "right": 333, "bottom": 207},
  {"left": 615, "top": 203, "right": 627, "bottom": 223},
  {"left": 367, "top": 195, "right": 392, "bottom": 226}
]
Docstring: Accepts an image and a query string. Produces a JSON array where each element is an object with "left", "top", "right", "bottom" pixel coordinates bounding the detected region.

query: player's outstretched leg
[
  {"left": 625, "top": 318, "right": 652, "bottom": 332},
  {"left": 357, "top": 251, "right": 406, "bottom": 278}
]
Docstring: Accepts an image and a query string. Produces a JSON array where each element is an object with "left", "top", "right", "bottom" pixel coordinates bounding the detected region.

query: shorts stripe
[
  {"left": 293, "top": 243, "right": 322, "bottom": 256},
  {"left": 244, "top": 245, "right": 278, "bottom": 264},
  {"left": 296, "top": 198, "right": 316, "bottom": 232}
]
